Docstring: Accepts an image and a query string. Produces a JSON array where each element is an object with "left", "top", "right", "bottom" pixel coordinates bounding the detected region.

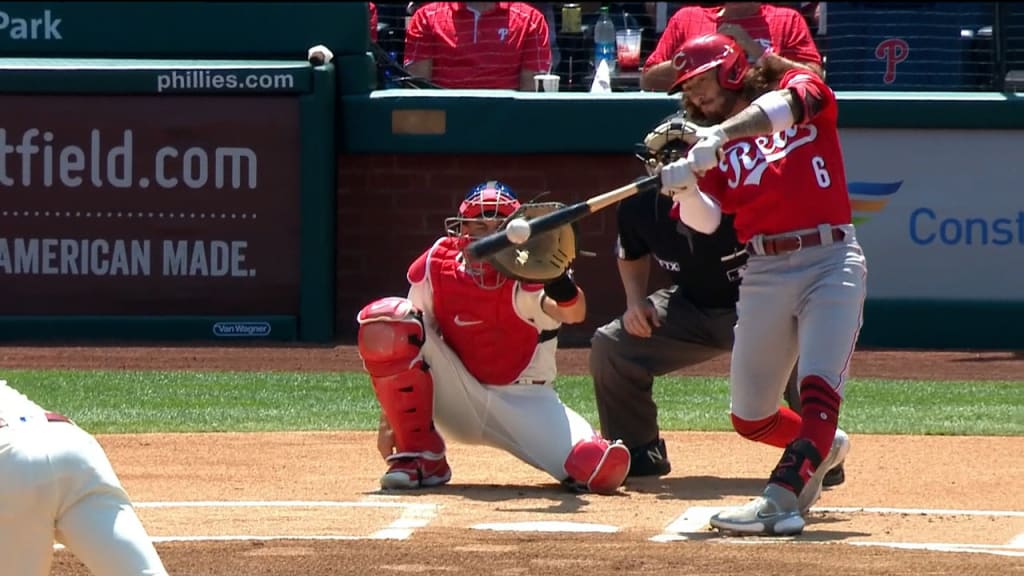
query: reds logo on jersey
[{"left": 719, "top": 125, "right": 819, "bottom": 188}]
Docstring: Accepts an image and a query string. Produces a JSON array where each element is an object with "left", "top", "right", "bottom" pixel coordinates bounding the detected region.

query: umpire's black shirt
[{"left": 615, "top": 188, "right": 746, "bottom": 309}]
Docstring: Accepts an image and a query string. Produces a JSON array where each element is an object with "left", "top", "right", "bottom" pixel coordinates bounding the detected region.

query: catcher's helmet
[
  {"left": 459, "top": 180, "right": 521, "bottom": 220},
  {"left": 447, "top": 180, "right": 521, "bottom": 289},
  {"left": 668, "top": 33, "right": 749, "bottom": 94}
]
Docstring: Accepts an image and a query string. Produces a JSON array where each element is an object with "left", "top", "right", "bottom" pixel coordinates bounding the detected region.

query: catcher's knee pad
[
  {"left": 563, "top": 436, "right": 631, "bottom": 495},
  {"left": 358, "top": 297, "right": 443, "bottom": 455}
]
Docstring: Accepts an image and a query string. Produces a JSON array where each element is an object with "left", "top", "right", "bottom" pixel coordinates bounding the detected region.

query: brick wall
[{"left": 336, "top": 153, "right": 667, "bottom": 344}]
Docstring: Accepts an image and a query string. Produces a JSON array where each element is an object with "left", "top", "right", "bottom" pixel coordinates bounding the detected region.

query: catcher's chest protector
[{"left": 429, "top": 241, "right": 539, "bottom": 385}]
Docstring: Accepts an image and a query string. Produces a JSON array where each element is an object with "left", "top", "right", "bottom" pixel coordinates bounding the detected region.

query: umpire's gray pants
[
  {"left": 590, "top": 286, "right": 801, "bottom": 449},
  {"left": 590, "top": 286, "right": 736, "bottom": 448}
]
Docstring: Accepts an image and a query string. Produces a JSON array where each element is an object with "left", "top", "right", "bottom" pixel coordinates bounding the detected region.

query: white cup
[{"left": 534, "top": 73, "right": 560, "bottom": 93}]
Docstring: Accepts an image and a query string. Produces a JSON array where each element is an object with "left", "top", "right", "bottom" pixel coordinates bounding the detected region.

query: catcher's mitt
[
  {"left": 486, "top": 202, "right": 577, "bottom": 283},
  {"left": 635, "top": 113, "right": 702, "bottom": 176}
]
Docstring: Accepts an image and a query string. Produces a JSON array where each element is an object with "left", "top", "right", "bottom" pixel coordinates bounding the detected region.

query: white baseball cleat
[{"left": 709, "top": 484, "right": 805, "bottom": 536}]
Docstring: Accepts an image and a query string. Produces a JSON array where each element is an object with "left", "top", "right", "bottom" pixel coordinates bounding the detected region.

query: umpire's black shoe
[
  {"left": 823, "top": 461, "right": 846, "bottom": 488},
  {"left": 627, "top": 438, "right": 671, "bottom": 477}
]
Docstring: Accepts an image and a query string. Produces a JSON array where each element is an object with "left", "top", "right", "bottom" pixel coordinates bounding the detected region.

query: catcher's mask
[
  {"left": 668, "top": 33, "right": 749, "bottom": 94},
  {"left": 634, "top": 113, "right": 700, "bottom": 176},
  {"left": 445, "top": 180, "right": 521, "bottom": 289}
]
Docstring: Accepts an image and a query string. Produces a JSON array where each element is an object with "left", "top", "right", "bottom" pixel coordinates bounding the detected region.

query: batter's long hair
[{"left": 681, "top": 60, "right": 785, "bottom": 125}]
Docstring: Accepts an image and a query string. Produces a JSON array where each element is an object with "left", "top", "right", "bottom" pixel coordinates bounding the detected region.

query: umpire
[{"left": 589, "top": 113, "right": 845, "bottom": 485}]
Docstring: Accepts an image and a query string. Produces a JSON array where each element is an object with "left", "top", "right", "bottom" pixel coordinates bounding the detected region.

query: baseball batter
[
  {"left": 357, "top": 181, "right": 630, "bottom": 494},
  {"left": 0, "top": 379, "right": 168, "bottom": 575},
  {"left": 590, "top": 114, "right": 845, "bottom": 485},
  {"left": 660, "top": 33, "right": 865, "bottom": 535}
]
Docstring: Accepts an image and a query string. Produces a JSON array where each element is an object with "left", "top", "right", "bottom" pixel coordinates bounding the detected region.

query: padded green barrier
[
  {"left": 341, "top": 90, "right": 681, "bottom": 154},
  {"left": 335, "top": 52, "right": 377, "bottom": 96},
  {"left": 0, "top": 58, "right": 312, "bottom": 94},
  {"left": 861, "top": 300, "right": 1024, "bottom": 350},
  {"left": 0, "top": 2, "right": 369, "bottom": 59},
  {"left": 835, "top": 91, "right": 1024, "bottom": 129},
  {"left": 298, "top": 64, "right": 338, "bottom": 342},
  {"left": 0, "top": 316, "right": 297, "bottom": 342},
  {"left": 341, "top": 90, "right": 1024, "bottom": 154}
]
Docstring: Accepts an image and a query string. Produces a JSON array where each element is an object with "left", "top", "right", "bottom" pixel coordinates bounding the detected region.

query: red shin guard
[{"left": 358, "top": 298, "right": 445, "bottom": 456}]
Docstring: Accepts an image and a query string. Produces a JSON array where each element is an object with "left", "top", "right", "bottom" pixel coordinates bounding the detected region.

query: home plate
[
  {"left": 650, "top": 506, "right": 719, "bottom": 542},
  {"left": 472, "top": 521, "right": 619, "bottom": 533}
]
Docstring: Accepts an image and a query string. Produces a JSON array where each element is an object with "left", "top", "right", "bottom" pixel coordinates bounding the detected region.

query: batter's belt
[{"left": 746, "top": 224, "right": 852, "bottom": 256}]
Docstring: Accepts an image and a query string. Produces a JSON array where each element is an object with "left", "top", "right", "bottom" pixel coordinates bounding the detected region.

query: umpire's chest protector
[{"left": 429, "top": 243, "right": 540, "bottom": 385}]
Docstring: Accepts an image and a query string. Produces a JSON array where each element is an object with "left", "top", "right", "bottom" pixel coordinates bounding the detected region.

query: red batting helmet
[{"left": 668, "top": 33, "right": 749, "bottom": 95}]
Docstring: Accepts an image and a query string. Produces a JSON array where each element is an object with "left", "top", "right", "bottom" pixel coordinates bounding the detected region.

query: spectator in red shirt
[
  {"left": 404, "top": 2, "right": 552, "bottom": 90},
  {"left": 370, "top": 2, "right": 379, "bottom": 43},
  {"left": 639, "top": 2, "right": 822, "bottom": 92}
]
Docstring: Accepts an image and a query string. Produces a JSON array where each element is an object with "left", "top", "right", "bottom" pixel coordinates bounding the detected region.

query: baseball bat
[{"left": 466, "top": 174, "right": 661, "bottom": 261}]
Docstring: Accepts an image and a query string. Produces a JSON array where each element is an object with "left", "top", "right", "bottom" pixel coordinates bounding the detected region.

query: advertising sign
[
  {"left": 0, "top": 94, "right": 301, "bottom": 314},
  {"left": 841, "top": 128, "right": 1024, "bottom": 301}
]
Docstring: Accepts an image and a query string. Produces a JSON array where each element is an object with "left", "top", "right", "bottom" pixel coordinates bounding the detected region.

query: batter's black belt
[
  {"left": 0, "top": 411, "right": 73, "bottom": 428},
  {"left": 746, "top": 226, "right": 849, "bottom": 256}
]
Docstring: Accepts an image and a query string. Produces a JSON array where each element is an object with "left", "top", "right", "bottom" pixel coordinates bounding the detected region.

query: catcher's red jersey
[
  {"left": 407, "top": 237, "right": 546, "bottom": 385},
  {"left": 698, "top": 70, "right": 853, "bottom": 243}
]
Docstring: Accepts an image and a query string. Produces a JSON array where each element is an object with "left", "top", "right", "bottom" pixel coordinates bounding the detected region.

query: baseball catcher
[{"left": 357, "top": 180, "right": 630, "bottom": 494}]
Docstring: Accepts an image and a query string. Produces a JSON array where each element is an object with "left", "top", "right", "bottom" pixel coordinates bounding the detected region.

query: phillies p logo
[{"left": 875, "top": 38, "right": 909, "bottom": 84}]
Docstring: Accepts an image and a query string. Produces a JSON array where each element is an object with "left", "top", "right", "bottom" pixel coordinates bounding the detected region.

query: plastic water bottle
[
  {"left": 593, "top": 6, "right": 616, "bottom": 73},
  {"left": 383, "top": 51, "right": 399, "bottom": 88}
]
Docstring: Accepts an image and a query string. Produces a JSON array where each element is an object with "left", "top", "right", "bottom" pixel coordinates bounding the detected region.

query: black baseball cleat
[
  {"left": 823, "top": 461, "right": 846, "bottom": 488},
  {"left": 626, "top": 437, "right": 671, "bottom": 477}
]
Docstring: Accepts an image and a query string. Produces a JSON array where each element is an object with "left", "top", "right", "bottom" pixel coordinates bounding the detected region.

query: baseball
[{"left": 506, "top": 218, "right": 532, "bottom": 244}]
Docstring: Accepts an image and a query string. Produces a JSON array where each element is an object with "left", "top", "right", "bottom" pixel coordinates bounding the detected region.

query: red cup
[{"left": 616, "top": 29, "right": 642, "bottom": 70}]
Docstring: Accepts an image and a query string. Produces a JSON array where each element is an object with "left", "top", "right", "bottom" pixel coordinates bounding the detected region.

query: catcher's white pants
[
  {"left": 421, "top": 330, "right": 596, "bottom": 481},
  {"left": 0, "top": 418, "right": 167, "bottom": 576}
]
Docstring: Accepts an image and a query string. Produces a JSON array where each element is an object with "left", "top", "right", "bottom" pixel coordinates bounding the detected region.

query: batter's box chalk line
[
  {"left": 58, "top": 499, "right": 438, "bottom": 544},
  {"left": 649, "top": 505, "right": 1024, "bottom": 557}
]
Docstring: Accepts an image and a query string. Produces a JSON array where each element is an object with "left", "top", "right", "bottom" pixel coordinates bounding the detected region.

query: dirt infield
[
  {"left": 3, "top": 345, "right": 1024, "bottom": 380},
  {"left": 2, "top": 345, "right": 1021, "bottom": 575}
]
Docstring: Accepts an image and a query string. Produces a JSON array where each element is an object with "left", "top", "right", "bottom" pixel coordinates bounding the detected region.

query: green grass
[{"left": 6, "top": 370, "right": 1022, "bottom": 436}]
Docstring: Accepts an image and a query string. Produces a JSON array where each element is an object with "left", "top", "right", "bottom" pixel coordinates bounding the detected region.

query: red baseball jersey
[
  {"left": 407, "top": 237, "right": 547, "bottom": 385},
  {"left": 369, "top": 2, "right": 378, "bottom": 42},
  {"left": 646, "top": 4, "right": 820, "bottom": 69},
  {"left": 697, "top": 70, "right": 853, "bottom": 243},
  {"left": 404, "top": 2, "right": 551, "bottom": 89}
]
